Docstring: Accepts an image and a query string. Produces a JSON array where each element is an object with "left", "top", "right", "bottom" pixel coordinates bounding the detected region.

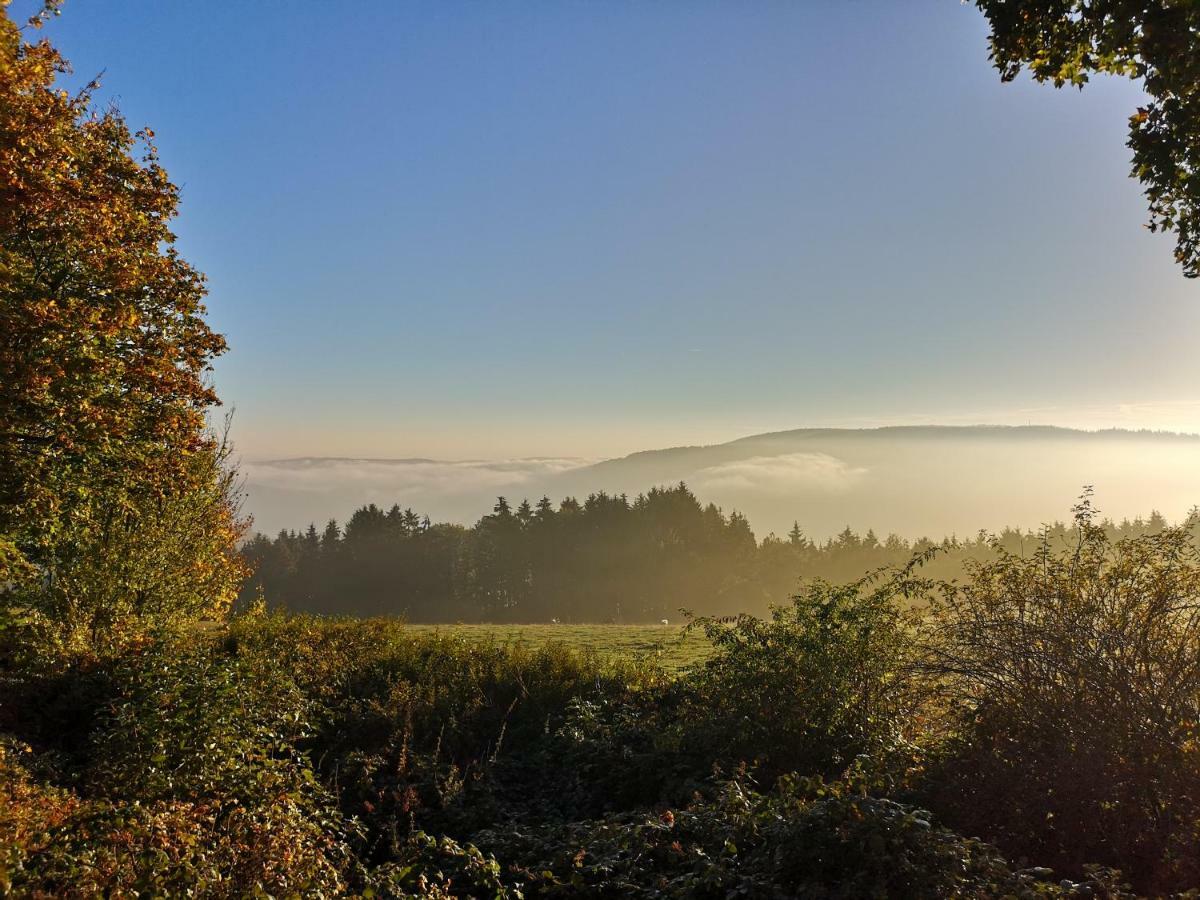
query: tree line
[{"left": 240, "top": 483, "right": 1182, "bottom": 622}]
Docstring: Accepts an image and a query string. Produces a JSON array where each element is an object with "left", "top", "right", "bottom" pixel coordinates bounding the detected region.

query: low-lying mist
[{"left": 242, "top": 426, "right": 1200, "bottom": 539}]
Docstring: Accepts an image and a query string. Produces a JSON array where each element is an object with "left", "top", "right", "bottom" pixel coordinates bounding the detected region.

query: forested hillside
[{"left": 242, "top": 482, "right": 1183, "bottom": 621}]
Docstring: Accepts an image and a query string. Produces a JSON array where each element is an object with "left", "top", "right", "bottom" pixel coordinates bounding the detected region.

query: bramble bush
[
  {"left": 477, "top": 771, "right": 1134, "bottom": 899},
  {"left": 0, "top": 627, "right": 360, "bottom": 896}
]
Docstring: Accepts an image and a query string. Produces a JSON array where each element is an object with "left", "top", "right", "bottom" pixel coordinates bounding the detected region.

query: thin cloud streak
[
  {"left": 246, "top": 457, "right": 594, "bottom": 497},
  {"left": 694, "top": 453, "right": 866, "bottom": 493}
]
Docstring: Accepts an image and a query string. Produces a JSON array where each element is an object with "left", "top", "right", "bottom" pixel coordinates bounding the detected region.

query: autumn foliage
[
  {"left": 4, "top": 3, "right": 1200, "bottom": 896},
  {"left": 0, "top": 2, "right": 244, "bottom": 648}
]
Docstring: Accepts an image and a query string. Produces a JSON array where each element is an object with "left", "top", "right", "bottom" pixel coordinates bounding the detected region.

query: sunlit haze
[
  {"left": 11, "top": 4, "right": 1200, "bottom": 887},
  {"left": 32, "top": 0, "right": 1199, "bottom": 469}
]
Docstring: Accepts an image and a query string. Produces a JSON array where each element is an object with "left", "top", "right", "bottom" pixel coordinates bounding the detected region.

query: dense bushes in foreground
[{"left": 5, "top": 504, "right": 1200, "bottom": 896}]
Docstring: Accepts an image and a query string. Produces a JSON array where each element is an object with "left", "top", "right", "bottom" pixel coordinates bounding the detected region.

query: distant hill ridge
[
  {"left": 261, "top": 425, "right": 1200, "bottom": 467},
  {"left": 243, "top": 425, "right": 1200, "bottom": 540}
]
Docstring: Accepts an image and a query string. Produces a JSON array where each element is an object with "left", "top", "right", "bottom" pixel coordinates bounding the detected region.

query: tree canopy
[
  {"left": 241, "top": 484, "right": 1184, "bottom": 623},
  {"left": 0, "top": 2, "right": 243, "bottom": 648},
  {"left": 976, "top": 0, "right": 1200, "bottom": 276},
  {"left": 1, "top": 2, "right": 226, "bottom": 533}
]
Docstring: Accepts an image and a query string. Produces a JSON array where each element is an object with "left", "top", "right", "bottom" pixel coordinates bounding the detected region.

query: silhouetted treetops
[{"left": 240, "top": 483, "right": 1181, "bottom": 622}]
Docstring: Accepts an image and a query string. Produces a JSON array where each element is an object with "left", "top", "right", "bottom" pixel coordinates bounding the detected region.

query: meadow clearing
[{"left": 403, "top": 622, "right": 713, "bottom": 672}]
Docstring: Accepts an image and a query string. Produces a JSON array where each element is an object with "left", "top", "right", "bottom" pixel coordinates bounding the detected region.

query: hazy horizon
[
  {"left": 29, "top": 0, "right": 1199, "bottom": 463},
  {"left": 249, "top": 422, "right": 1200, "bottom": 463},
  {"left": 240, "top": 425, "right": 1200, "bottom": 541}
]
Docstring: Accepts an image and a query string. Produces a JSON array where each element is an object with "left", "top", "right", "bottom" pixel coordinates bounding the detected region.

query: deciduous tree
[
  {"left": 976, "top": 0, "right": 1200, "bottom": 276},
  {"left": 0, "top": 3, "right": 244, "bottom": 647}
]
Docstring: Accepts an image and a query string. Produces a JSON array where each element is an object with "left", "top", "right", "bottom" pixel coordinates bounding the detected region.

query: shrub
[
  {"left": 478, "top": 772, "right": 1129, "bottom": 899},
  {"left": 0, "top": 737, "right": 80, "bottom": 896},
  {"left": 923, "top": 498, "right": 1200, "bottom": 893},
  {"left": 675, "top": 566, "right": 931, "bottom": 783},
  {"left": 1, "top": 637, "right": 359, "bottom": 897},
  {"left": 87, "top": 637, "right": 316, "bottom": 806},
  {"left": 224, "top": 614, "right": 660, "bottom": 855},
  {"left": 5, "top": 441, "right": 249, "bottom": 659},
  {"left": 5, "top": 598, "right": 1190, "bottom": 895},
  {"left": 3, "top": 793, "right": 353, "bottom": 897},
  {"left": 368, "top": 832, "right": 512, "bottom": 899}
]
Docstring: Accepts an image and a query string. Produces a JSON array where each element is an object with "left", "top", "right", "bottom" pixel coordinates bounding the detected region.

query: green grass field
[{"left": 403, "top": 622, "right": 713, "bottom": 673}]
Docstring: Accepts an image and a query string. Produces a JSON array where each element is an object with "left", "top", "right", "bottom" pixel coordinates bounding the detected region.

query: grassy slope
[{"left": 403, "top": 622, "right": 712, "bottom": 672}]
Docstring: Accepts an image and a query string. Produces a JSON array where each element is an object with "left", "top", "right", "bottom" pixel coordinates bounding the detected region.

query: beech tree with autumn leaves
[{"left": 0, "top": 2, "right": 244, "bottom": 651}]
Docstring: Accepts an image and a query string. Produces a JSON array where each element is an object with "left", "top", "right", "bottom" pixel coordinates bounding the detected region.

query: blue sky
[{"left": 31, "top": 1, "right": 1200, "bottom": 459}]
